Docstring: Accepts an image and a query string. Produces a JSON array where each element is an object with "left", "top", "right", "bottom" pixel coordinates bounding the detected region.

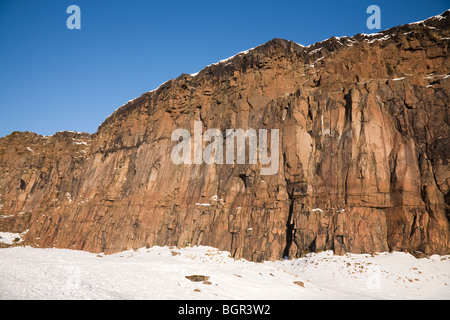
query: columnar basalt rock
[{"left": 0, "top": 11, "right": 449, "bottom": 260}]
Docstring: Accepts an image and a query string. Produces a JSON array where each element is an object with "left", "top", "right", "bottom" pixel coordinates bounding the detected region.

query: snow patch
[
  {"left": 308, "top": 56, "right": 324, "bottom": 68},
  {"left": 1, "top": 212, "right": 25, "bottom": 219},
  {"left": 185, "top": 46, "right": 260, "bottom": 77},
  {"left": 213, "top": 48, "right": 253, "bottom": 66},
  {"left": 359, "top": 32, "right": 383, "bottom": 37},
  {"left": 73, "top": 141, "right": 88, "bottom": 146},
  {"left": 0, "top": 230, "right": 28, "bottom": 245},
  {"left": 65, "top": 193, "right": 72, "bottom": 205},
  {"left": 424, "top": 74, "right": 450, "bottom": 80},
  {"left": 365, "top": 35, "right": 391, "bottom": 44},
  {"left": 210, "top": 195, "right": 224, "bottom": 202},
  {"left": 410, "top": 10, "right": 448, "bottom": 25},
  {"left": 308, "top": 48, "right": 322, "bottom": 55}
]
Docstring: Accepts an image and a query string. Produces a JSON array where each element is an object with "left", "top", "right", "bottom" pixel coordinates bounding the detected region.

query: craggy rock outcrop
[{"left": 1, "top": 11, "right": 449, "bottom": 260}]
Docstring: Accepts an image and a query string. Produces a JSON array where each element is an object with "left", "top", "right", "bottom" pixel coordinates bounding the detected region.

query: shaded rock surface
[{"left": 0, "top": 11, "right": 449, "bottom": 261}]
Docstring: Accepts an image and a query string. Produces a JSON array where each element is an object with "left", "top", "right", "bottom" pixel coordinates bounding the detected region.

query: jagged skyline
[{"left": 0, "top": 0, "right": 448, "bottom": 138}]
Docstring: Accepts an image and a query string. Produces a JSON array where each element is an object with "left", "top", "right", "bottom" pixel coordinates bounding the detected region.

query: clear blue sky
[{"left": 0, "top": 0, "right": 448, "bottom": 137}]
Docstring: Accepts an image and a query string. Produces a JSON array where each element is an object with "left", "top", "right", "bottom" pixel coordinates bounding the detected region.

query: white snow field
[{"left": 0, "top": 246, "right": 448, "bottom": 300}]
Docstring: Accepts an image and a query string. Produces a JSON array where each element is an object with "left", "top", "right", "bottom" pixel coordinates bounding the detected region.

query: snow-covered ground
[{"left": 0, "top": 246, "right": 448, "bottom": 300}]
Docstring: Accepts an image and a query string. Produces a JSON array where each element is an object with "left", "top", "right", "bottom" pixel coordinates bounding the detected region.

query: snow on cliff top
[{"left": 105, "top": 10, "right": 449, "bottom": 127}]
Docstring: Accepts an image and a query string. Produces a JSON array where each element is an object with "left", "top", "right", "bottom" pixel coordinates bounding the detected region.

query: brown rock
[
  {"left": 0, "top": 11, "right": 449, "bottom": 261},
  {"left": 185, "top": 275, "right": 210, "bottom": 282}
]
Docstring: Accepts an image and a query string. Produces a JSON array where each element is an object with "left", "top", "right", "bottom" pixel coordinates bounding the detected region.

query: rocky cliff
[{"left": 1, "top": 11, "right": 449, "bottom": 260}]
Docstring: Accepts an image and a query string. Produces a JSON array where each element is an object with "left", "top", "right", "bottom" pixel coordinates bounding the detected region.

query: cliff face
[{"left": 1, "top": 12, "right": 449, "bottom": 260}]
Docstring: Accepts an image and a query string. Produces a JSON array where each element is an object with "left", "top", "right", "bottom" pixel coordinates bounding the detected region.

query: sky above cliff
[{"left": 0, "top": 0, "right": 448, "bottom": 137}]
